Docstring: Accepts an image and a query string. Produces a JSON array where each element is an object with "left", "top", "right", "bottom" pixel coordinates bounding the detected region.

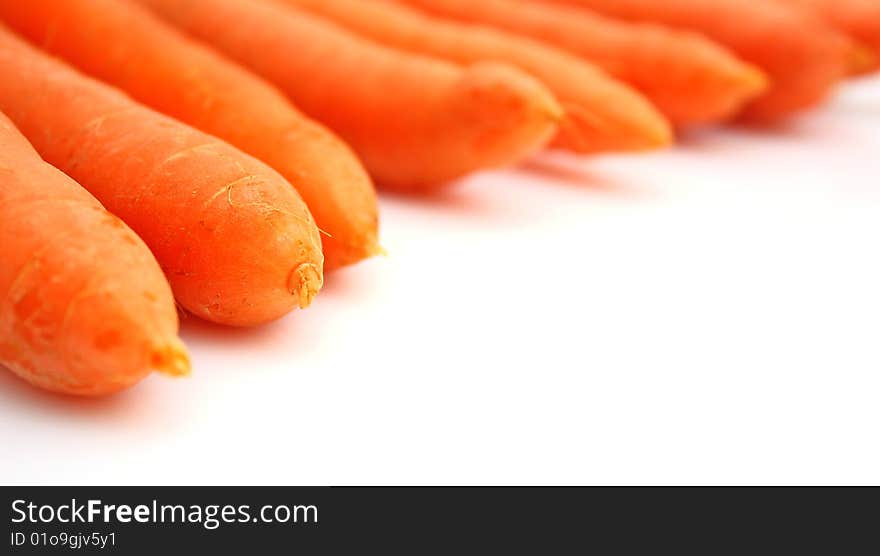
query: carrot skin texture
[
  {"left": 0, "top": 26, "right": 323, "bottom": 327},
  {"left": 275, "top": 0, "right": 671, "bottom": 152},
  {"left": 0, "top": 0, "right": 379, "bottom": 270},
  {"left": 0, "top": 112, "right": 188, "bottom": 396},
  {"left": 395, "top": 0, "right": 768, "bottom": 126},
  {"left": 533, "top": 0, "right": 854, "bottom": 121},
  {"left": 137, "top": 0, "right": 562, "bottom": 190},
  {"left": 780, "top": 0, "right": 880, "bottom": 75}
]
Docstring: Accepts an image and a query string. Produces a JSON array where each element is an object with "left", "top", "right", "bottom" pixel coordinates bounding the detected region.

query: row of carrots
[{"left": 1, "top": 0, "right": 877, "bottom": 397}]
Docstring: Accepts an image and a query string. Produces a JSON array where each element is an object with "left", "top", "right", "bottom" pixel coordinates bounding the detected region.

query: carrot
[
  {"left": 532, "top": 0, "right": 855, "bottom": 121},
  {"left": 394, "top": 0, "right": 768, "bottom": 126},
  {"left": 0, "top": 0, "right": 379, "bottom": 271},
  {"left": 0, "top": 111, "right": 188, "bottom": 396},
  {"left": 779, "top": 0, "right": 880, "bottom": 75},
  {"left": 136, "top": 0, "right": 562, "bottom": 190},
  {"left": 273, "top": 0, "right": 671, "bottom": 153},
  {"left": 0, "top": 24, "right": 323, "bottom": 327}
]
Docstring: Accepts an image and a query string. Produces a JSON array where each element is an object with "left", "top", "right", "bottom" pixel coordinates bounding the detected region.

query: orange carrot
[
  {"left": 533, "top": 0, "right": 855, "bottom": 121},
  {"left": 780, "top": 0, "right": 880, "bottom": 75},
  {"left": 136, "top": 0, "right": 562, "bottom": 190},
  {"left": 273, "top": 0, "right": 671, "bottom": 152},
  {"left": 0, "top": 0, "right": 379, "bottom": 271},
  {"left": 0, "top": 24, "right": 323, "bottom": 327},
  {"left": 0, "top": 111, "right": 188, "bottom": 396},
  {"left": 394, "top": 0, "right": 768, "bottom": 126}
]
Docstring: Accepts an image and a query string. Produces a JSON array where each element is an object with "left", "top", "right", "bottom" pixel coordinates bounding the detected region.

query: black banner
[{"left": 2, "top": 487, "right": 877, "bottom": 553}]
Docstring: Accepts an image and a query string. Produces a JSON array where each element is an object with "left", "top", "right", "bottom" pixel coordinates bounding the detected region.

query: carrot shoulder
[
  {"left": 275, "top": 0, "right": 671, "bottom": 153},
  {"left": 0, "top": 25, "right": 323, "bottom": 327},
  {"left": 537, "top": 0, "right": 854, "bottom": 121},
  {"left": 137, "top": 0, "right": 562, "bottom": 190},
  {"left": 396, "top": 0, "right": 767, "bottom": 126},
  {"left": 0, "top": 111, "right": 188, "bottom": 396},
  {"left": 0, "top": 0, "right": 379, "bottom": 271}
]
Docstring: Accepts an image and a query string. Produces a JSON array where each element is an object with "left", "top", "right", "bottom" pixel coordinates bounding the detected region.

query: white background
[{"left": 2, "top": 77, "right": 878, "bottom": 486}]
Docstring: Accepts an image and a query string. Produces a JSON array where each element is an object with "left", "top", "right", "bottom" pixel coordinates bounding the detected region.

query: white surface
[{"left": 2, "top": 78, "right": 879, "bottom": 486}]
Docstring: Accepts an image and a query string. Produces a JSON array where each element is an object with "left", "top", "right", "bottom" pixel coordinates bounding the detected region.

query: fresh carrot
[
  {"left": 780, "top": 0, "right": 880, "bottom": 75},
  {"left": 532, "top": 0, "right": 855, "bottom": 121},
  {"left": 273, "top": 0, "right": 671, "bottom": 153},
  {"left": 393, "top": 0, "right": 768, "bottom": 126},
  {"left": 0, "top": 111, "right": 188, "bottom": 396},
  {"left": 136, "top": 0, "right": 562, "bottom": 190},
  {"left": 0, "top": 0, "right": 379, "bottom": 271},
  {"left": 0, "top": 24, "right": 323, "bottom": 327}
]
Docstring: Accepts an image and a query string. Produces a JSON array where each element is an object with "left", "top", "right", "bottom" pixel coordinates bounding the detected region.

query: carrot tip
[
  {"left": 642, "top": 120, "right": 675, "bottom": 150},
  {"left": 545, "top": 102, "right": 566, "bottom": 125},
  {"left": 289, "top": 263, "right": 323, "bottom": 309},
  {"left": 849, "top": 44, "right": 878, "bottom": 76},
  {"left": 358, "top": 234, "right": 386, "bottom": 260},
  {"left": 742, "top": 66, "right": 771, "bottom": 98},
  {"left": 554, "top": 101, "right": 672, "bottom": 154},
  {"left": 150, "top": 340, "right": 191, "bottom": 377}
]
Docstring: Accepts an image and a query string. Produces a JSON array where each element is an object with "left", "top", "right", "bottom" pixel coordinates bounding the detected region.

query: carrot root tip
[
  {"left": 289, "top": 263, "right": 323, "bottom": 309},
  {"left": 358, "top": 234, "right": 385, "bottom": 260},
  {"left": 150, "top": 340, "right": 191, "bottom": 377},
  {"left": 849, "top": 45, "right": 878, "bottom": 75},
  {"left": 643, "top": 121, "right": 675, "bottom": 151},
  {"left": 743, "top": 66, "right": 771, "bottom": 98},
  {"left": 545, "top": 102, "right": 566, "bottom": 125}
]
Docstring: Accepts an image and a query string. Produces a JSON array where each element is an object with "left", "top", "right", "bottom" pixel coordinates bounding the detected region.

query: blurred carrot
[
  {"left": 0, "top": 24, "right": 323, "bottom": 327},
  {"left": 0, "top": 0, "right": 379, "bottom": 271},
  {"left": 275, "top": 0, "right": 671, "bottom": 152},
  {"left": 534, "top": 0, "right": 855, "bottom": 121},
  {"left": 137, "top": 0, "right": 562, "bottom": 190},
  {"left": 780, "top": 0, "right": 880, "bottom": 75},
  {"left": 395, "top": 0, "right": 767, "bottom": 126},
  {"left": 0, "top": 111, "right": 189, "bottom": 396}
]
